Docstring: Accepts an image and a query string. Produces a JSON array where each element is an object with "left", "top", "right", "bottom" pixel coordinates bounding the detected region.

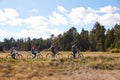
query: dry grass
[{"left": 0, "top": 51, "right": 120, "bottom": 80}]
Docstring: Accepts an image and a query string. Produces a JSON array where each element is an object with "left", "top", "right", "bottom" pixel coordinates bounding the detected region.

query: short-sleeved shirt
[
  {"left": 72, "top": 45, "right": 77, "bottom": 53},
  {"left": 31, "top": 49, "right": 36, "bottom": 54}
]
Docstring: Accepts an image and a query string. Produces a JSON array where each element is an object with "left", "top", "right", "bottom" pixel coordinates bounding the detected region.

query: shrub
[{"left": 110, "top": 48, "right": 120, "bottom": 53}]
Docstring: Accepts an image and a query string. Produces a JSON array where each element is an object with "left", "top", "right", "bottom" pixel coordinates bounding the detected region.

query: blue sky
[{"left": 0, "top": 0, "right": 120, "bottom": 41}]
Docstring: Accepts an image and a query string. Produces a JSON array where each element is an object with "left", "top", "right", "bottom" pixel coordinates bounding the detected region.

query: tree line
[{"left": 0, "top": 22, "right": 120, "bottom": 52}]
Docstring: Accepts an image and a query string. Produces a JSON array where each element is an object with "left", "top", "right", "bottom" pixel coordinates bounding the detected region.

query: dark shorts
[
  {"left": 51, "top": 50, "right": 56, "bottom": 54},
  {"left": 11, "top": 53, "right": 16, "bottom": 59},
  {"left": 72, "top": 50, "right": 77, "bottom": 54},
  {"left": 32, "top": 53, "right": 36, "bottom": 56}
]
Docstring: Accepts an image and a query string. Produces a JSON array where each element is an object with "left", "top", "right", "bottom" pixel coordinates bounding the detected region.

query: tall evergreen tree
[
  {"left": 80, "top": 28, "right": 89, "bottom": 51},
  {"left": 90, "top": 22, "right": 106, "bottom": 51},
  {"left": 105, "top": 29, "right": 115, "bottom": 49},
  {"left": 114, "top": 24, "right": 120, "bottom": 48}
]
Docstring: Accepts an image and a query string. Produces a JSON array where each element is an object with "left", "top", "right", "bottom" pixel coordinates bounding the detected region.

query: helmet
[{"left": 12, "top": 47, "right": 15, "bottom": 49}]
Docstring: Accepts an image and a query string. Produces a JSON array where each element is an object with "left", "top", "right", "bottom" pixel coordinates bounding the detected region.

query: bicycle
[
  {"left": 46, "top": 51, "right": 63, "bottom": 59},
  {"left": 68, "top": 52, "right": 84, "bottom": 59},
  {"left": 6, "top": 51, "right": 23, "bottom": 59},
  {"left": 27, "top": 52, "right": 43, "bottom": 59}
]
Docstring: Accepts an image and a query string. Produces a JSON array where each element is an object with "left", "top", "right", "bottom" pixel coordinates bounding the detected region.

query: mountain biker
[
  {"left": 71, "top": 44, "right": 78, "bottom": 58},
  {"left": 50, "top": 44, "right": 57, "bottom": 57},
  {"left": 10, "top": 47, "right": 17, "bottom": 59},
  {"left": 31, "top": 46, "right": 37, "bottom": 58}
]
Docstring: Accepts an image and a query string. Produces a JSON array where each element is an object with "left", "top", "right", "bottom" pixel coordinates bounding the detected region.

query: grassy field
[{"left": 0, "top": 51, "right": 120, "bottom": 80}]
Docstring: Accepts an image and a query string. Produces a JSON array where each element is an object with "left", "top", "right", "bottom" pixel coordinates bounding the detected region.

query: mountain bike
[
  {"left": 27, "top": 52, "right": 43, "bottom": 59},
  {"left": 68, "top": 52, "right": 84, "bottom": 59},
  {"left": 46, "top": 51, "right": 63, "bottom": 59},
  {"left": 6, "top": 51, "right": 23, "bottom": 59}
]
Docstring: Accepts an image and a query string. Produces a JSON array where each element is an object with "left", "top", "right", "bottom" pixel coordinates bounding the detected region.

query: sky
[{"left": 0, "top": 0, "right": 120, "bottom": 41}]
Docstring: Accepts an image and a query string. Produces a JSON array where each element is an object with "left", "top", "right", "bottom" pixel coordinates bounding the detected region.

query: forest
[{"left": 0, "top": 22, "right": 120, "bottom": 52}]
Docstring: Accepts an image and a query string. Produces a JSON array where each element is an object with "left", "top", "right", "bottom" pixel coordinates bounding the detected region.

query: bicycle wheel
[
  {"left": 27, "top": 54, "right": 34, "bottom": 59},
  {"left": 55, "top": 52, "right": 63, "bottom": 59},
  {"left": 78, "top": 53, "right": 84, "bottom": 59},
  {"left": 37, "top": 54, "right": 43, "bottom": 59},
  {"left": 6, "top": 54, "right": 12, "bottom": 59},
  {"left": 68, "top": 53, "right": 74, "bottom": 59},
  {"left": 16, "top": 54, "right": 23, "bottom": 59},
  {"left": 46, "top": 53, "right": 53, "bottom": 59}
]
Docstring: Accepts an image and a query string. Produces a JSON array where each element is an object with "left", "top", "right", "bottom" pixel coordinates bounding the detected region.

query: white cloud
[
  {"left": 0, "top": 29, "right": 19, "bottom": 41},
  {"left": 69, "top": 7, "right": 87, "bottom": 19},
  {"left": 83, "top": 13, "right": 99, "bottom": 24},
  {"left": 24, "top": 16, "right": 49, "bottom": 29},
  {"left": 49, "top": 11, "right": 68, "bottom": 25},
  {"left": 19, "top": 15, "right": 62, "bottom": 39},
  {"left": 0, "top": 5, "right": 120, "bottom": 41},
  {"left": 100, "top": 5, "right": 119, "bottom": 13},
  {"left": 0, "top": 29, "right": 7, "bottom": 36},
  {"left": 57, "top": 6, "right": 69, "bottom": 13},
  {"left": 99, "top": 13, "right": 120, "bottom": 25},
  {"left": 67, "top": 7, "right": 98, "bottom": 25},
  {"left": 0, "top": 8, "right": 63, "bottom": 41},
  {"left": 87, "top": 7, "right": 98, "bottom": 13},
  {"left": 0, "top": 27, "right": 62, "bottom": 41},
  {"left": 4, "top": 8, "right": 19, "bottom": 17},
  {"left": 66, "top": 6, "right": 120, "bottom": 26},
  {"left": 0, "top": 8, "right": 24, "bottom": 26}
]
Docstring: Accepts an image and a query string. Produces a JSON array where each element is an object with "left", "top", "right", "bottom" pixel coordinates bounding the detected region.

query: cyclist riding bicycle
[
  {"left": 50, "top": 44, "right": 57, "bottom": 57},
  {"left": 10, "top": 47, "right": 17, "bottom": 59},
  {"left": 71, "top": 44, "right": 78, "bottom": 58},
  {"left": 31, "top": 46, "right": 37, "bottom": 58}
]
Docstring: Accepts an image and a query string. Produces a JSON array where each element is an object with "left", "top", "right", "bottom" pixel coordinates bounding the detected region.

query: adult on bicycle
[
  {"left": 50, "top": 44, "right": 57, "bottom": 57},
  {"left": 10, "top": 47, "right": 17, "bottom": 59},
  {"left": 31, "top": 46, "right": 37, "bottom": 58},
  {"left": 71, "top": 44, "right": 78, "bottom": 58}
]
